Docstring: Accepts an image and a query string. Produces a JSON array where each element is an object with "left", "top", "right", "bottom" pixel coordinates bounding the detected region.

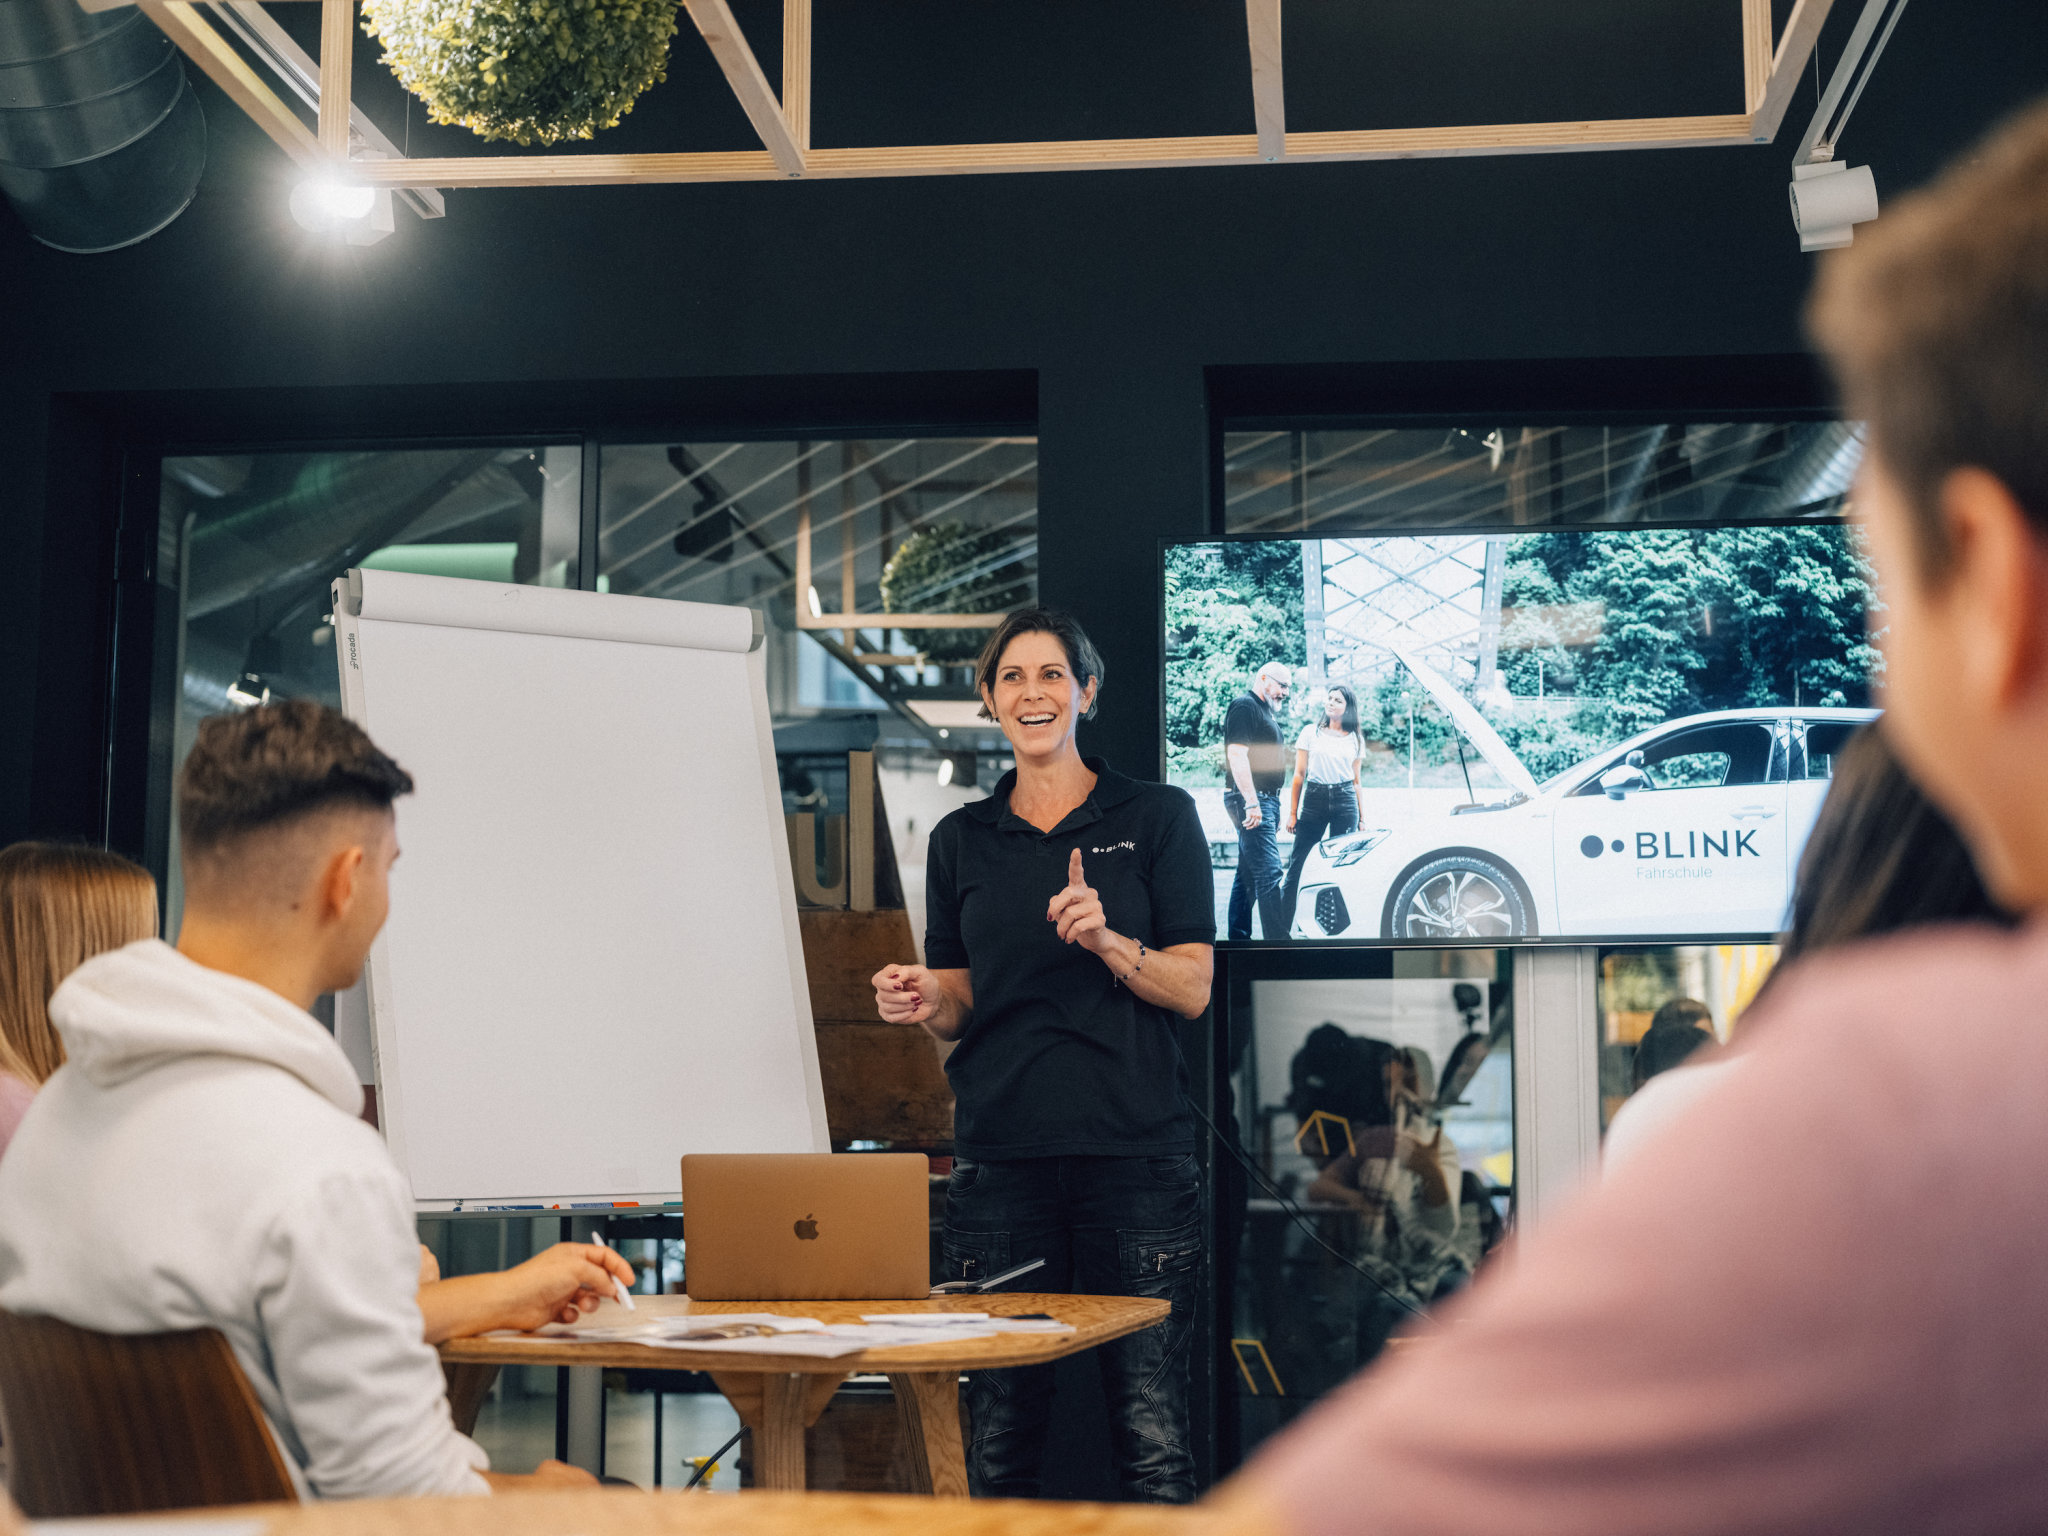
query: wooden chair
[{"left": 0, "top": 1310, "right": 297, "bottom": 1517}]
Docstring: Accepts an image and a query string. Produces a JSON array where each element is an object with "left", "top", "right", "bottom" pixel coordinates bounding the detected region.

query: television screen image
[{"left": 1165, "top": 527, "right": 1880, "bottom": 943}]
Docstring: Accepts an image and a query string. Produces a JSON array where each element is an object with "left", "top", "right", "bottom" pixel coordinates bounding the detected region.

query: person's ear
[
  {"left": 1078, "top": 676, "right": 1098, "bottom": 718},
  {"left": 979, "top": 682, "right": 999, "bottom": 721},
  {"left": 1940, "top": 468, "right": 2048, "bottom": 712},
  {"left": 318, "top": 842, "right": 368, "bottom": 926}
]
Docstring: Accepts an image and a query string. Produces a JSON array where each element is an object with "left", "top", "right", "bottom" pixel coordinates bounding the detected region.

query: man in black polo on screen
[{"left": 1224, "top": 661, "right": 1292, "bottom": 941}]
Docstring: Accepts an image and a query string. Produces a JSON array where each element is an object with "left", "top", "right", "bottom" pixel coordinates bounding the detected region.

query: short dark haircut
[
  {"left": 1778, "top": 725, "right": 2011, "bottom": 970},
  {"left": 1808, "top": 97, "right": 2048, "bottom": 578},
  {"left": 973, "top": 607, "right": 1105, "bottom": 722},
  {"left": 179, "top": 700, "right": 414, "bottom": 855}
]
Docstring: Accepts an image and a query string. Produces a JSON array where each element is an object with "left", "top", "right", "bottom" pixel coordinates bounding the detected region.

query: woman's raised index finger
[{"left": 1068, "top": 847, "right": 1086, "bottom": 886}]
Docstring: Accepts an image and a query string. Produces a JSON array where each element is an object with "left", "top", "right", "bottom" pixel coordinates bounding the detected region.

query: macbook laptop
[{"left": 679, "top": 1153, "right": 930, "bottom": 1300}]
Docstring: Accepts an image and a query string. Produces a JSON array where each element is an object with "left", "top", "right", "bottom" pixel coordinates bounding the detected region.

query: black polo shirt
[
  {"left": 1224, "top": 692, "right": 1286, "bottom": 794},
  {"left": 923, "top": 759, "right": 1216, "bottom": 1160}
]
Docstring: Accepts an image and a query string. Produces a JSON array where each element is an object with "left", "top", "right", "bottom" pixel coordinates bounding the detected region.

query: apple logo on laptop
[{"left": 794, "top": 1214, "right": 819, "bottom": 1241}]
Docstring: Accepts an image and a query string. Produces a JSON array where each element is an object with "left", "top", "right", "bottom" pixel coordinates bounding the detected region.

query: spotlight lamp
[
  {"left": 1785, "top": 0, "right": 1912, "bottom": 253},
  {"left": 1790, "top": 162, "right": 1879, "bottom": 252},
  {"left": 288, "top": 175, "right": 396, "bottom": 246}
]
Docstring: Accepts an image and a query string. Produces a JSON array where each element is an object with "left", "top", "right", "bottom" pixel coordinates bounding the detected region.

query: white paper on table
[
  {"left": 640, "top": 1332, "right": 878, "bottom": 1359},
  {"left": 861, "top": 1314, "right": 1074, "bottom": 1334},
  {"left": 505, "top": 1313, "right": 825, "bottom": 1343}
]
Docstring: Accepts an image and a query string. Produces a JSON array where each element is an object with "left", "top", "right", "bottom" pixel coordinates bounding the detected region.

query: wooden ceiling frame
[{"left": 141, "top": 0, "right": 1839, "bottom": 191}]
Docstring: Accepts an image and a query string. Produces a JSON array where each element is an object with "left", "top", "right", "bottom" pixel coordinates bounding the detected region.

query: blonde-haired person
[{"left": 0, "top": 842, "right": 157, "bottom": 1156}]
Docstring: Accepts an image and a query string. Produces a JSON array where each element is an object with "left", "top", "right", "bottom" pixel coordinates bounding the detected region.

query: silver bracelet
[{"left": 1115, "top": 941, "right": 1147, "bottom": 987}]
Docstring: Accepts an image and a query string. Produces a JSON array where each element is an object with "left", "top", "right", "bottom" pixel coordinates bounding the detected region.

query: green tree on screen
[{"left": 1164, "top": 543, "right": 1304, "bottom": 783}]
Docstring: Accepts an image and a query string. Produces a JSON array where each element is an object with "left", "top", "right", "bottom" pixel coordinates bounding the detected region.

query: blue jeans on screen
[
  {"left": 941, "top": 1154, "right": 1203, "bottom": 1503},
  {"left": 1280, "top": 781, "right": 1359, "bottom": 936},
  {"left": 1224, "top": 788, "right": 1285, "bottom": 941}
]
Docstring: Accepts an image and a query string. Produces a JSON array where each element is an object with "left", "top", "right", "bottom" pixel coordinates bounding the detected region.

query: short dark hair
[
  {"left": 1634, "top": 1000, "right": 1714, "bottom": 1088},
  {"left": 1808, "top": 97, "right": 2048, "bottom": 578},
  {"left": 973, "top": 607, "right": 1105, "bottom": 722},
  {"left": 179, "top": 700, "right": 414, "bottom": 854}
]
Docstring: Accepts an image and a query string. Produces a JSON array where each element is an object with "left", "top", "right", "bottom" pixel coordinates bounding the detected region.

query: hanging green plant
[
  {"left": 880, "top": 523, "right": 1032, "bottom": 664},
  {"left": 361, "top": 0, "right": 679, "bottom": 146}
]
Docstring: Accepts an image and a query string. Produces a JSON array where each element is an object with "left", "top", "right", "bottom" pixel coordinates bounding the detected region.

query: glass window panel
[
  {"left": 598, "top": 437, "right": 1039, "bottom": 946},
  {"left": 1222, "top": 424, "right": 1864, "bottom": 535},
  {"left": 1228, "top": 954, "right": 1513, "bottom": 1456},
  {"left": 1595, "top": 944, "right": 1777, "bottom": 1131},
  {"left": 155, "top": 446, "right": 581, "bottom": 930}
]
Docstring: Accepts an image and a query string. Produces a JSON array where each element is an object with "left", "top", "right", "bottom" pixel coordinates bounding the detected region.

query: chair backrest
[{"left": 0, "top": 1310, "right": 298, "bottom": 1517}]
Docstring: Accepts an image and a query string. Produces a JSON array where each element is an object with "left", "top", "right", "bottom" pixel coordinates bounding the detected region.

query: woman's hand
[
  {"left": 1283, "top": 808, "right": 1297, "bottom": 833},
  {"left": 874, "top": 964, "right": 973, "bottom": 1041},
  {"left": 874, "top": 963, "right": 938, "bottom": 1024},
  {"left": 1397, "top": 1126, "right": 1453, "bottom": 1207},
  {"left": 1047, "top": 849, "right": 1110, "bottom": 952}
]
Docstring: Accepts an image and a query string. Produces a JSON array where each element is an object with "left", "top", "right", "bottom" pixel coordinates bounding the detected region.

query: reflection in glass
[
  {"left": 155, "top": 447, "right": 581, "bottom": 926},
  {"left": 1226, "top": 956, "right": 1513, "bottom": 1457},
  {"left": 1596, "top": 944, "right": 1777, "bottom": 1130},
  {"left": 1222, "top": 424, "right": 1864, "bottom": 535},
  {"left": 598, "top": 438, "right": 1037, "bottom": 741}
]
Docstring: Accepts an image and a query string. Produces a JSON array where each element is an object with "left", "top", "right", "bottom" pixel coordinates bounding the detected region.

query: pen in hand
[{"left": 590, "top": 1232, "right": 636, "bottom": 1311}]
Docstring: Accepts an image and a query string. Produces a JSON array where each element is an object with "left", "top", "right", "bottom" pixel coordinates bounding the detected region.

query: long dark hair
[
  {"left": 1778, "top": 725, "right": 2012, "bottom": 971},
  {"left": 1322, "top": 683, "right": 1361, "bottom": 737}
]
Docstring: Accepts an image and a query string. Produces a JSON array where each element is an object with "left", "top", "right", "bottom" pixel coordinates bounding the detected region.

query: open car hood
[{"left": 1388, "top": 643, "right": 1542, "bottom": 803}]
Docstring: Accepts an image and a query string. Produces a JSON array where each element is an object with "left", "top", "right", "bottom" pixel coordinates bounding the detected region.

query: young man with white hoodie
[{"left": 0, "top": 700, "right": 633, "bottom": 1499}]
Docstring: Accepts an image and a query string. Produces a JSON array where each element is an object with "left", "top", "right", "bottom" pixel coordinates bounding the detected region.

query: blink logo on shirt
[{"left": 1091, "top": 840, "right": 1137, "bottom": 854}]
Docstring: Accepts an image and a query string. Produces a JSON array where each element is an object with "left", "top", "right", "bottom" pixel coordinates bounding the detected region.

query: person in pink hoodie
[
  {"left": 1228, "top": 97, "right": 2048, "bottom": 1536},
  {"left": 0, "top": 842, "right": 158, "bottom": 1159}
]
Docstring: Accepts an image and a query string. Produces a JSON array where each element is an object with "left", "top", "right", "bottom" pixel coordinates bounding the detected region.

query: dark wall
[{"left": 2, "top": 0, "right": 2044, "bottom": 844}]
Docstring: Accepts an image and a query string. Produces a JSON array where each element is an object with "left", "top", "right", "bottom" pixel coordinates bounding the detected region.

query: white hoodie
[{"left": 0, "top": 940, "right": 489, "bottom": 1500}]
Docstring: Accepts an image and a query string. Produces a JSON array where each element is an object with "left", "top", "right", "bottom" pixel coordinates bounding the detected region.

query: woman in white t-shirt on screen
[{"left": 1280, "top": 684, "right": 1365, "bottom": 936}]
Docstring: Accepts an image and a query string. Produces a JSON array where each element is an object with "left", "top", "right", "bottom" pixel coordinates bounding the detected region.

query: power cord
[
  {"left": 681, "top": 1427, "right": 744, "bottom": 1490},
  {"left": 1183, "top": 1093, "right": 1435, "bottom": 1324}
]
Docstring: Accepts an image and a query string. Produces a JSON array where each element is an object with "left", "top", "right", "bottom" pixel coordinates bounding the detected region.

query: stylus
[
  {"left": 971, "top": 1257, "right": 1046, "bottom": 1292},
  {"left": 590, "top": 1232, "right": 636, "bottom": 1310}
]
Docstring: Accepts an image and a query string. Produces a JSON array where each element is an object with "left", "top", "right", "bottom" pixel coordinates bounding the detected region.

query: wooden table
[
  {"left": 114, "top": 1490, "right": 1281, "bottom": 1536},
  {"left": 438, "top": 1293, "right": 1168, "bottom": 1497}
]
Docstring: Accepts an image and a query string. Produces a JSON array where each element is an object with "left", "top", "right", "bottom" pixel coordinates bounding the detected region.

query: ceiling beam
[
  {"left": 1288, "top": 114, "right": 1755, "bottom": 160},
  {"left": 782, "top": 0, "right": 811, "bottom": 152},
  {"left": 317, "top": 0, "right": 353, "bottom": 158},
  {"left": 1748, "top": 0, "right": 1837, "bottom": 142},
  {"left": 1245, "top": 0, "right": 1284, "bottom": 162},
  {"left": 1742, "top": 0, "right": 1773, "bottom": 114},
  {"left": 342, "top": 114, "right": 1772, "bottom": 188},
  {"left": 681, "top": 0, "right": 806, "bottom": 175},
  {"left": 141, "top": 1, "right": 322, "bottom": 164}
]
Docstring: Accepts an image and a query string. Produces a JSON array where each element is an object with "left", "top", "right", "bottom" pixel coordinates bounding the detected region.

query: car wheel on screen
[{"left": 1387, "top": 855, "right": 1530, "bottom": 939}]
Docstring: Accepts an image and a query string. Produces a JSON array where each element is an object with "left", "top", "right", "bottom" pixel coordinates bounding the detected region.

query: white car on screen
[{"left": 1292, "top": 654, "right": 1878, "bottom": 941}]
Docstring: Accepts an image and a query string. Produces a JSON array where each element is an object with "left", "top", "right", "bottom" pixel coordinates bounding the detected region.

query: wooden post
[
  {"left": 317, "top": 0, "right": 352, "bottom": 159},
  {"left": 887, "top": 1373, "right": 969, "bottom": 1498},
  {"left": 782, "top": 0, "right": 811, "bottom": 151},
  {"left": 848, "top": 750, "right": 875, "bottom": 913},
  {"left": 1245, "top": 0, "right": 1284, "bottom": 161}
]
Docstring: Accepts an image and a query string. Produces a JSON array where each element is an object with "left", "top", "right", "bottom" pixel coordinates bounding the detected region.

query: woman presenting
[
  {"left": 1279, "top": 683, "right": 1365, "bottom": 936},
  {"left": 872, "top": 607, "right": 1215, "bottom": 1503}
]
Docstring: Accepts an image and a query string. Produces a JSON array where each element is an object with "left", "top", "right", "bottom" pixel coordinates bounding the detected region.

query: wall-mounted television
[{"left": 1165, "top": 524, "right": 1879, "bottom": 944}]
